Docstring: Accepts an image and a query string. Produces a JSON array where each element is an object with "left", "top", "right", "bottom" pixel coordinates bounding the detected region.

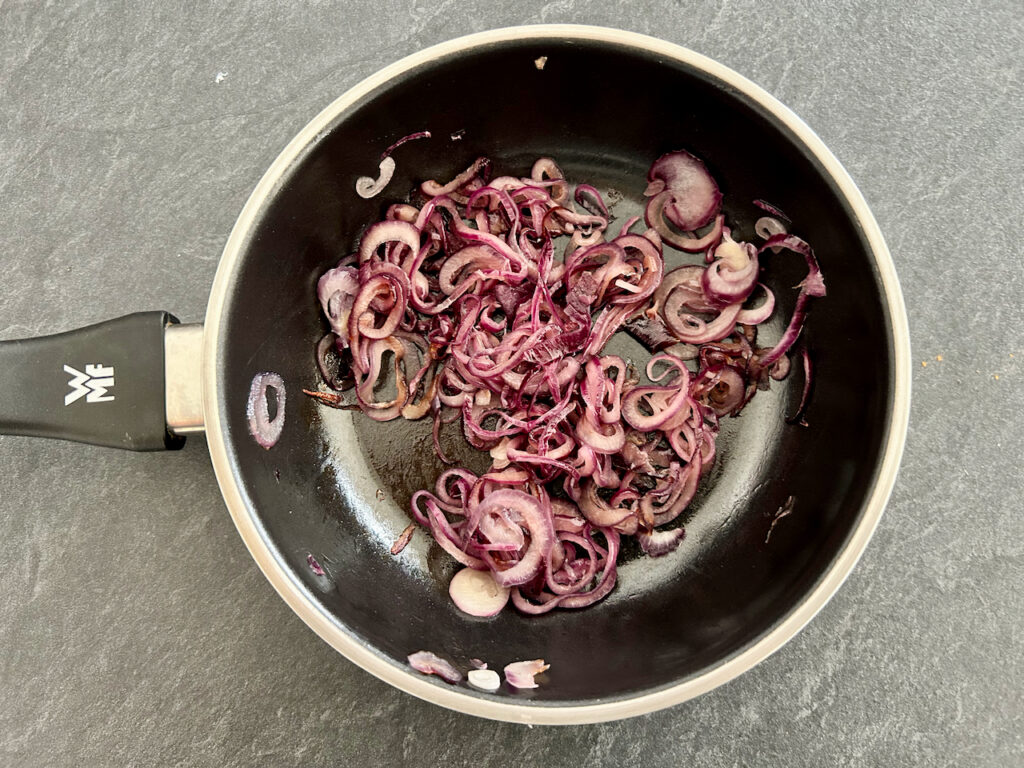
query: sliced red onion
[
  {"left": 478, "top": 490, "right": 554, "bottom": 587},
  {"left": 317, "top": 266, "right": 360, "bottom": 342},
  {"left": 531, "top": 157, "right": 569, "bottom": 205},
  {"left": 752, "top": 234, "right": 826, "bottom": 370},
  {"left": 408, "top": 651, "right": 463, "bottom": 683},
  {"left": 755, "top": 215, "right": 788, "bottom": 255},
  {"left": 306, "top": 553, "right": 325, "bottom": 576},
  {"left": 753, "top": 198, "right": 791, "bottom": 222},
  {"left": 356, "top": 156, "right": 396, "bottom": 199},
  {"left": 247, "top": 372, "right": 285, "bottom": 449},
  {"left": 357, "top": 220, "right": 421, "bottom": 265},
  {"left": 381, "top": 130, "right": 431, "bottom": 159},
  {"left": 662, "top": 296, "right": 742, "bottom": 344},
  {"left": 421, "top": 157, "right": 489, "bottom": 198},
  {"left": 755, "top": 215, "right": 788, "bottom": 241},
  {"left": 736, "top": 285, "right": 776, "bottom": 325},
  {"left": 578, "top": 481, "right": 635, "bottom": 528},
  {"left": 411, "top": 491, "right": 485, "bottom": 570},
  {"left": 503, "top": 659, "right": 550, "bottom": 689},
  {"left": 449, "top": 567, "right": 511, "bottom": 617},
  {"left": 576, "top": 415, "right": 625, "bottom": 454},
  {"left": 645, "top": 150, "right": 721, "bottom": 231},
  {"left": 511, "top": 527, "right": 621, "bottom": 613},
  {"left": 695, "top": 365, "right": 747, "bottom": 417},
  {"left": 702, "top": 234, "right": 759, "bottom": 305},
  {"left": 646, "top": 195, "right": 724, "bottom": 253},
  {"left": 637, "top": 527, "right": 686, "bottom": 557},
  {"left": 316, "top": 153, "right": 825, "bottom": 618},
  {"left": 620, "top": 353, "right": 691, "bottom": 432},
  {"left": 554, "top": 528, "right": 620, "bottom": 609},
  {"left": 574, "top": 184, "right": 609, "bottom": 216},
  {"left": 474, "top": 500, "right": 531, "bottom": 553},
  {"left": 353, "top": 337, "right": 409, "bottom": 421},
  {"left": 654, "top": 265, "right": 718, "bottom": 315},
  {"left": 640, "top": 460, "right": 701, "bottom": 526}
]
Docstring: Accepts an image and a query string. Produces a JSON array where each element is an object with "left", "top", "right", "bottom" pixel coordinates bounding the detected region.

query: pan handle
[{"left": 0, "top": 312, "right": 204, "bottom": 451}]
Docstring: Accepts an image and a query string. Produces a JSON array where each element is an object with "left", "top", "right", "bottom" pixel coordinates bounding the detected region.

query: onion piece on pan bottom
[
  {"left": 247, "top": 372, "right": 285, "bottom": 449},
  {"left": 504, "top": 659, "right": 550, "bottom": 689},
  {"left": 449, "top": 567, "right": 511, "bottom": 617},
  {"left": 468, "top": 669, "right": 501, "bottom": 691},
  {"left": 408, "top": 651, "right": 463, "bottom": 683},
  {"left": 637, "top": 527, "right": 686, "bottom": 557}
]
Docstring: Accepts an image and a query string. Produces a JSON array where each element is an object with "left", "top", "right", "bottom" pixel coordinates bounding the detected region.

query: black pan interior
[{"left": 215, "top": 36, "right": 894, "bottom": 704}]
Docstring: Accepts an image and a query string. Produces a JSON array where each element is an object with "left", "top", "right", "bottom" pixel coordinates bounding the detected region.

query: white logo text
[{"left": 64, "top": 364, "right": 116, "bottom": 405}]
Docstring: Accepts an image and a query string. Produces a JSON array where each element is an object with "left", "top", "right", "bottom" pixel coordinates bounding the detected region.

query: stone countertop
[{"left": 0, "top": 3, "right": 1020, "bottom": 766}]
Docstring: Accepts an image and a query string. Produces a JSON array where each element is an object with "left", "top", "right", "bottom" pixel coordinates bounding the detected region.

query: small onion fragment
[
  {"left": 753, "top": 198, "right": 791, "bottom": 222},
  {"left": 637, "top": 527, "right": 686, "bottom": 557},
  {"left": 468, "top": 668, "right": 501, "bottom": 691},
  {"left": 380, "top": 130, "right": 431, "bottom": 159},
  {"left": 449, "top": 567, "right": 511, "bottom": 617},
  {"left": 391, "top": 522, "right": 416, "bottom": 555},
  {"left": 504, "top": 659, "right": 550, "bottom": 689},
  {"left": 247, "top": 372, "right": 286, "bottom": 449},
  {"left": 356, "top": 156, "right": 396, "bottom": 199},
  {"left": 408, "top": 651, "right": 463, "bottom": 683},
  {"left": 755, "top": 215, "right": 788, "bottom": 241}
]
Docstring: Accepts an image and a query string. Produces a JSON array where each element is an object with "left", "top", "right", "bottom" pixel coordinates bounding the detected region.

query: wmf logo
[{"left": 64, "top": 364, "right": 115, "bottom": 405}]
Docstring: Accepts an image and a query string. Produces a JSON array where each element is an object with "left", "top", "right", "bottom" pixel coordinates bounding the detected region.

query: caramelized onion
[{"left": 312, "top": 151, "right": 826, "bottom": 616}]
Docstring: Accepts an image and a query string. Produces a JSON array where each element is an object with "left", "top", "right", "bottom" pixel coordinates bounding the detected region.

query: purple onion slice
[
  {"left": 645, "top": 149, "right": 722, "bottom": 231},
  {"left": 408, "top": 651, "right": 463, "bottom": 683},
  {"left": 247, "top": 372, "right": 285, "bottom": 449},
  {"left": 637, "top": 527, "right": 686, "bottom": 557},
  {"left": 503, "top": 659, "right": 550, "bottom": 689}
]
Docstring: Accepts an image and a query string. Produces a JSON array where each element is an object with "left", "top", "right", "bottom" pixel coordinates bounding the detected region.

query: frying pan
[{"left": 0, "top": 26, "right": 910, "bottom": 723}]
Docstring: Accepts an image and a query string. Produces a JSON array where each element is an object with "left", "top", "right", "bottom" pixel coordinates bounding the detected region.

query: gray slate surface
[{"left": 1, "top": 2, "right": 1021, "bottom": 766}]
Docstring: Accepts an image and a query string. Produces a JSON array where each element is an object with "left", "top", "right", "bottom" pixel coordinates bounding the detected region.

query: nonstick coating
[{"left": 213, "top": 34, "right": 895, "bottom": 706}]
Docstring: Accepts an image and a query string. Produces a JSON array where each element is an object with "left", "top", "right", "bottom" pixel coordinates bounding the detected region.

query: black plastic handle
[{"left": 0, "top": 312, "right": 185, "bottom": 451}]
